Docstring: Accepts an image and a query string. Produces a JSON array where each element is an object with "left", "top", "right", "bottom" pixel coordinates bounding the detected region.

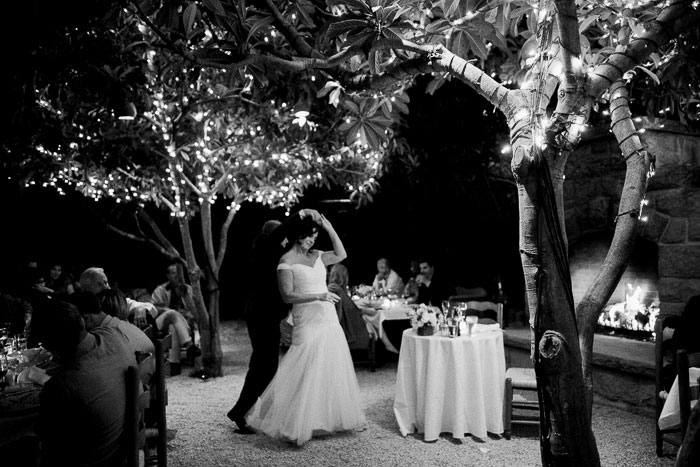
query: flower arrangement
[{"left": 407, "top": 304, "right": 438, "bottom": 335}]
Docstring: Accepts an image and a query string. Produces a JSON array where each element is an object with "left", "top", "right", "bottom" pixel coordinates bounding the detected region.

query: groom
[{"left": 227, "top": 208, "right": 321, "bottom": 433}]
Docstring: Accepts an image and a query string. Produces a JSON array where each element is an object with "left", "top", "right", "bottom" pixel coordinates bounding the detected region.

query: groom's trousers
[{"left": 229, "top": 313, "right": 282, "bottom": 419}]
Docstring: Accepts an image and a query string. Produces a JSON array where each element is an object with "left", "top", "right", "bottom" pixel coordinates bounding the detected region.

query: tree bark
[
  {"left": 200, "top": 201, "right": 224, "bottom": 377},
  {"left": 177, "top": 217, "right": 213, "bottom": 369}
]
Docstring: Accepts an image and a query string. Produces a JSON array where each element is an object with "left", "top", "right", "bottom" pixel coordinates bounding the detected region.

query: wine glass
[
  {"left": 0, "top": 326, "right": 8, "bottom": 350},
  {"left": 441, "top": 300, "right": 451, "bottom": 317},
  {"left": 466, "top": 315, "right": 478, "bottom": 336}
]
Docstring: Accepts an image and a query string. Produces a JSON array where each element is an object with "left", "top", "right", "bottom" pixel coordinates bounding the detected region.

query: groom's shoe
[{"left": 227, "top": 409, "right": 255, "bottom": 435}]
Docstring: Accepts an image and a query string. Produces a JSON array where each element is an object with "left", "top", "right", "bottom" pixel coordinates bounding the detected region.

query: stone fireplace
[{"left": 565, "top": 117, "right": 700, "bottom": 326}]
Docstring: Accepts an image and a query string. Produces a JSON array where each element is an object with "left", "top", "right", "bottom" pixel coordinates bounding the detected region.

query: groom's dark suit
[{"left": 227, "top": 212, "right": 304, "bottom": 427}]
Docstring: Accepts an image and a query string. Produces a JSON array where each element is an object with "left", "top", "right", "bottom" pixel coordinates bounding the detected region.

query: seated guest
[
  {"left": 415, "top": 258, "right": 452, "bottom": 306},
  {"left": 402, "top": 259, "right": 421, "bottom": 302},
  {"left": 72, "top": 290, "right": 155, "bottom": 377},
  {"left": 44, "top": 261, "right": 75, "bottom": 298},
  {"left": 661, "top": 294, "right": 700, "bottom": 390},
  {"left": 32, "top": 299, "right": 136, "bottom": 467},
  {"left": 79, "top": 266, "right": 199, "bottom": 376},
  {"left": 372, "top": 258, "right": 404, "bottom": 296},
  {"left": 151, "top": 262, "right": 197, "bottom": 339},
  {"left": 328, "top": 263, "right": 373, "bottom": 351}
]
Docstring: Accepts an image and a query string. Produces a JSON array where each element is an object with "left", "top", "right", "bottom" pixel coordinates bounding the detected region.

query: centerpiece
[{"left": 407, "top": 304, "right": 438, "bottom": 336}]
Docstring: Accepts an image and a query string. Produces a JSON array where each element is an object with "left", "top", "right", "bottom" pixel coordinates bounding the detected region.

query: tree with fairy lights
[
  {"left": 20, "top": 10, "right": 394, "bottom": 377},
  {"left": 113, "top": 0, "right": 700, "bottom": 463}
]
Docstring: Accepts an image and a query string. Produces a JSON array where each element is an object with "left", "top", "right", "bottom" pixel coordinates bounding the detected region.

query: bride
[{"left": 245, "top": 213, "right": 366, "bottom": 445}]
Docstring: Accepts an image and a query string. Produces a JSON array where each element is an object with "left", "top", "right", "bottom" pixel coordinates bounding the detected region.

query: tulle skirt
[{"left": 246, "top": 315, "right": 366, "bottom": 445}]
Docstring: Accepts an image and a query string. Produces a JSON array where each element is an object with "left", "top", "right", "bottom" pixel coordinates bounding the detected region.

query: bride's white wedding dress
[{"left": 246, "top": 255, "right": 366, "bottom": 445}]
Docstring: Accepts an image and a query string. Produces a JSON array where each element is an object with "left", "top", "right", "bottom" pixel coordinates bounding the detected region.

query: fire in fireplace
[{"left": 597, "top": 283, "right": 659, "bottom": 341}]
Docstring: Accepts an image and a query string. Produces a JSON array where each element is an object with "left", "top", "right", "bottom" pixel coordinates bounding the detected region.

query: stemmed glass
[{"left": 0, "top": 325, "right": 9, "bottom": 348}]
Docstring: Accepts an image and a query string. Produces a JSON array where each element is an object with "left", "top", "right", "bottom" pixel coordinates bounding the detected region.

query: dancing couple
[{"left": 227, "top": 209, "right": 366, "bottom": 446}]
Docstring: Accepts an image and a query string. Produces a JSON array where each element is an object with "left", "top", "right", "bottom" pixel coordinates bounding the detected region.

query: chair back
[
  {"left": 149, "top": 333, "right": 172, "bottom": 467},
  {"left": 655, "top": 316, "right": 699, "bottom": 456},
  {"left": 450, "top": 298, "right": 503, "bottom": 327},
  {"left": 467, "top": 300, "right": 503, "bottom": 327},
  {"left": 450, "top": 287, "right": 488, "bottom": 301},
  {"left": 125, "top": 352, "right": 153, "bottom": 467}
]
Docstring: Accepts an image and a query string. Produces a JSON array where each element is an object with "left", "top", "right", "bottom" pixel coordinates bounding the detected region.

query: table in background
[
  {"left": 658, "top": 366, "right": 700, "bottom": 431},
  {"left": 393, "top": 326, "right": 505, "bottom": 441},
  {"left": 353, "top": 299, "right": 411, "bottom": 353}
]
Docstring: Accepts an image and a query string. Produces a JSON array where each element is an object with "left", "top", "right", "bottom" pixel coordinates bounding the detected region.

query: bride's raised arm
[{"left": 319, "top": 215, "right": 347, "bottom": 266}]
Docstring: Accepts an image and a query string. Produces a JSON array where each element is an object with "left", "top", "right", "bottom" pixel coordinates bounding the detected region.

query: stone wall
[{"left": 565, "top": 118, "right": 700, "bottom": 317}]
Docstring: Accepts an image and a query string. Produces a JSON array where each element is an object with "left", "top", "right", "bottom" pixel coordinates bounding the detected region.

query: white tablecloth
[
  {"left": 658, "top": 367, "right": 700, "bottom": 431},
  {"left": 393, "top": 327, "right": 505, "bottom": 441},
  {"left": 354, "top": 300, "right": 411, "bottom": 353}
]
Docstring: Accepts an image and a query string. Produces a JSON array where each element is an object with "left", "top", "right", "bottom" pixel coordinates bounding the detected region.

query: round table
[{"left": 393, "top": 326, "right": 506, "bottom": 441}]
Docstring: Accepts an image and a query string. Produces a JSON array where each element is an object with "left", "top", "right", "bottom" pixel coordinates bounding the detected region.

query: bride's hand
[{"left": 318, "top": 291, "right": 340, "bottom": 303}]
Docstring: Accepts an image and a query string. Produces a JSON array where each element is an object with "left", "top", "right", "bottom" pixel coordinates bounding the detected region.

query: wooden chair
[
  {"left": 655, "top": 314, "right": 696, "bottom": 457},
  {"left": 503, "top": 366, "right": 539, "bottom": 439},
  {"left": 452, "top": 286, "right": 488, "bottom": 300},
  {"left": 125, "top": 353, "right": 153, "bottom": 467},
  {"left": 145, "top": 332, "right": 171, "bottom": 466},
  {"left": 464, "top": 300, "right": 503, "bottom": 327}
]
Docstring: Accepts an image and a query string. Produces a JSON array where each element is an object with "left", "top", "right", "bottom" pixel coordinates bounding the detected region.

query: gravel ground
[{"left": 165, "top": 320, "right": 679, "bottom": 467}]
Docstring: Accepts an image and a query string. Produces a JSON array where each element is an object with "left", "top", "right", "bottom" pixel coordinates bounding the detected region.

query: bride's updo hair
[{"left": 289, "top": 216, "right": 319, "bottom": 244}]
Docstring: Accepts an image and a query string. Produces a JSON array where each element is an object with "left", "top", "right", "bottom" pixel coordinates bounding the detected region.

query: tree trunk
[
  {"left": 513, "top": 138, "right": 600, "bottom": 465},
  {"left": 205, "top": 271, "right": 223, "bottom": 376},
  {"left": 176, "top": 217, "right": 214, "bottom": 371}
]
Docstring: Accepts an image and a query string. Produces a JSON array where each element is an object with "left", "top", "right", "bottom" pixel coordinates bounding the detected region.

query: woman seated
[{"left": 328, "top": 263, "right": 373, "bottom": 349}]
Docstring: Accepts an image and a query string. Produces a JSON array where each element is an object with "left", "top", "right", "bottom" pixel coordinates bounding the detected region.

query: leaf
[
  {"left": 317, "top": 81, "right": 339, "bottom": 98},
  {"left": 246, "top": 16, "right": 274, "bottom": 46},
  {"left": 391, "top": 96, "right": 409, "bottom": 114},
  {"left": 425, "top": 76, "right": 447, "bottom": 95},
  {"left": 327, "top": 19, "right": 370, "bottom": 40},
  {"left": 578, "top": 14, "right": 599, "bottom": 34},
  {"left": 444, "top": 0, "right": 466, "bottom": 17},
  {"left": 509, "top": 6, "right": 530, "bottom": 20},
  {"left": 460, "top": 27, "right": 489, "bottom": 60},
  {"left": 183, "top": 2, "right": 197, "bottom": 35},
  {"left": 636, "top": 65, "right": 660, "bottom": 85},
  {"left": 329, "top": 88, "right": 341, "bottom": 107},
  {"left": 649, "top": 52, "right": 662, "bottom": 68},
  {"left": 448, "top": 29, "right": 470, "bottom": 60},
  {"left": 327, "top": 0, "right": 372, "bottom": 14},
  {"left": 296, "top": 0, "right": 316, "bottom": 28},
  {"left": 343, "top": 100, "right": 360, "bottom": 114},
  {"left": 203, "top": 0, "right": 226, "bottom": 16}
]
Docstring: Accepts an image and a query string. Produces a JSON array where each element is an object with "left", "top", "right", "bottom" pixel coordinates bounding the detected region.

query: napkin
[{"left": 17, "top": 366, "right": 51, "bottom": 386}]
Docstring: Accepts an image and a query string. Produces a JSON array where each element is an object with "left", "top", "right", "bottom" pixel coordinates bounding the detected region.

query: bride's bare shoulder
[{"left": 279, "top": 252, "right": 296, "bottom": 264}]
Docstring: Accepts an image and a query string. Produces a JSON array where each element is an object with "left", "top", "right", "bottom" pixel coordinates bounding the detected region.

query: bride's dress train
[{"left": 246, "top": 256, "right": 366, "bottom": 445}]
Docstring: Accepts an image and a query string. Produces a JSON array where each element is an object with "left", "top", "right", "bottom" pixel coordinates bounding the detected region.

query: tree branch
[
  {"left": 262, "top": 0, "right": 324, "bottom": 59},
  {"left": 136, "top": 206, "right": 183, "bottom": 259},
  {"left": 105, "top": 219, "right": 182, "bottom": 263},
  {"left": 216, "top": 201, "right": 239, "bottom": 270},
  {"left": 576, "top": 79, "right": 651, "bottom": 419},
  {"left": 589, "top": 1, "right": 700, "bottom": 98}
]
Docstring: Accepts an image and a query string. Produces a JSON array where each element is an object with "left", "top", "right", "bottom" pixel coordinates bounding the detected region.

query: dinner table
[
  {"left": 0, "top": 347, "right": 54, "bottom": 449},
  {"left": 393, "top": 324, "right": 506, "bottom": 441},
  {"left": 352, "top": 297, "right": 412, "bottom": 353},
  {"left": 658, "top": 366, "right": 700, "bottom": 431}
]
